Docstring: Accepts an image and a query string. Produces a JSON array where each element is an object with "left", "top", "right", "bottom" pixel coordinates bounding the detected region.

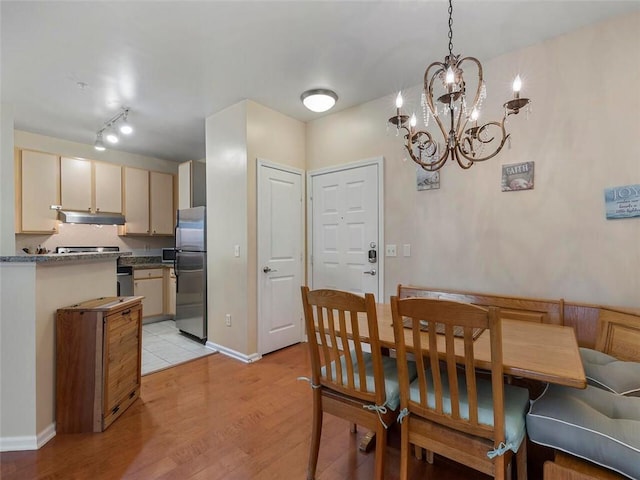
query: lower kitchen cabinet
[
  {"left": 134, "top": 268, "right": 164, "bottom": 318},
  {"left": 56, "top": 296, "right": 143, "bottom": 433}
]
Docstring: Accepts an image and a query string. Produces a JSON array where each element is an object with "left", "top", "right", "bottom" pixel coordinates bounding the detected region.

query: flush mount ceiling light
[
  {"left": 388, "top": 0, "right": 531, "bottom": 171},
  {"left": 301, "top": 89, "right": 338, "bottom": 113},
  {"left": 94, "top": 107, "right": 133, "bottom": 151}
]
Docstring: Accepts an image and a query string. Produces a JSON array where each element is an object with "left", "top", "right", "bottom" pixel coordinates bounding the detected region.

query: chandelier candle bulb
[{"left": 513, "top": 75, "right": 522, "bottom": 98}]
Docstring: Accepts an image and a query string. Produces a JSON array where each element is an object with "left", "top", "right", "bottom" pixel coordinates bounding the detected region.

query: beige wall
[
  {"left": 205, "top": 100, "right": 305, "bottom": 357},
  {"left": 1, "top": 104, "right": 16, "bottom": 256},
  {"left": 12, "top": 130, "right": 178, "bottom": 254},
  {"left": 206, "top": 102, "right": 250, "bottom": 356},
  {"left": 307, "top": 12, "right": 640, "bottom": 307}
]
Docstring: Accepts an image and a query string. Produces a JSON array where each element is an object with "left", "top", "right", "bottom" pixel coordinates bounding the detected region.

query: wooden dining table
[{"left": 366, "top": 303, "right": 587, "bottom": 389}]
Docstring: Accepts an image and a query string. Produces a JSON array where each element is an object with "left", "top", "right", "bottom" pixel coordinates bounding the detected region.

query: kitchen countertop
[
  {"left": 118, "top": 256, "right": 172, "bottom": 269},
  {"left": 0, "top": 251, "right": 130, "bottom": 263}
]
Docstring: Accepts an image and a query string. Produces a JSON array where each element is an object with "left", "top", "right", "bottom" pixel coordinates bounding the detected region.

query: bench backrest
[{"left": 397, "top": 285, "right": 564, "bottom": 325}]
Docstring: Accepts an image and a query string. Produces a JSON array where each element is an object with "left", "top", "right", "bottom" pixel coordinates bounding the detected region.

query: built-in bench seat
[{"left": 396, "top": 284, "right": 640, "bottom": 479}]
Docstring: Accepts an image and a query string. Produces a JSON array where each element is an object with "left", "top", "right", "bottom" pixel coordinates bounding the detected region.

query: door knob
[
  {"left": 263, "top": 266, "right": 278, "bottom": 273},
  {"left": 363, "top": 269, "right": 376, "bottom": 275}
]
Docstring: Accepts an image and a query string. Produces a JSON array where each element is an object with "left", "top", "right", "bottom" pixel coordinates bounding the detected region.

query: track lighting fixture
[
  {"left": 94, "top": 107, "right": 133, "bottom": 151},
  {"left": 94, "top": 132, "right": 106, "bottom": 151}
]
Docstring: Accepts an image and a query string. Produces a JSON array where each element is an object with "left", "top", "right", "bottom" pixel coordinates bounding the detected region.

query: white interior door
[
  {"left": 258, "top": 161, "right": 304, "bottom": 355},
  {"left": 309, "top": 160, "right": 382, "bottom": 299}
]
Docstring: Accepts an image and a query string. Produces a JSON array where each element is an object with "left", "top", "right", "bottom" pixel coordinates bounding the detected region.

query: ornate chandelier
[{"left": 388, "top": 0, "right": 531, "bottom": 171}]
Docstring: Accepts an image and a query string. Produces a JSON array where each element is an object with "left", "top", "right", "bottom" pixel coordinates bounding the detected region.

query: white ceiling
[{"left": 2, "top": 1, "right": 638, "bottom": 163}]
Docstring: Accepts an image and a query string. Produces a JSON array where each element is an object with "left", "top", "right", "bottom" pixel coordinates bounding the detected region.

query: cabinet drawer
[{"left": 134, "top": 268, "right": 163, "bottom": 279}]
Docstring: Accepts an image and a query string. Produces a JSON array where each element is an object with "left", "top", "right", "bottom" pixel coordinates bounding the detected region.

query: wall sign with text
[
  {"left": 501, "top": 162, "right": 534, "bottom": 192},
  {"left": 604, "top": 184, "right": 640, "bottom": 219}
]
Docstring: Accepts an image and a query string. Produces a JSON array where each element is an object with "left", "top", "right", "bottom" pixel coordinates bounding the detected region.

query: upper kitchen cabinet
[
  {"left": 61, "top": 158, "right": 122, "bottom": 214},
  {"left": 16, "top": 149, "right": 60, "bottom": 233},
  {"left": 178, "top": 160, "right": 206, "bottom": 209},
  {"left": 121, "top": 167, "right": 174, "bottom": 236},
  {"left": 150, "top": 171, "right": 174, "bottom": 235},
  {"left": 94, "top": 162, "right": 122, "bottom": 213}
]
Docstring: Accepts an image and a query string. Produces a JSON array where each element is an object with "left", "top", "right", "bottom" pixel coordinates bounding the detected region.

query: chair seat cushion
[
  {"left": 322, "top": 351, "right": 417, "bottom": 411},
  {"left": 580, "top": 348, "right": 640, "bottom": 396},
  {"left": 527, "top": 383, "right": 640, "bottom": 479},
  {"left": 408, "top": 369, "right": 530, "bottom": 454}
]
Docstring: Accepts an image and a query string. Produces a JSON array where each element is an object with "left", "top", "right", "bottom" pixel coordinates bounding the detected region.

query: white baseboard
[
  {"left": 206, "top": 341, "right": 261, "bottom": 363},
  {"left": 0, "top": 422, "right": 56, "bottom": 452}
]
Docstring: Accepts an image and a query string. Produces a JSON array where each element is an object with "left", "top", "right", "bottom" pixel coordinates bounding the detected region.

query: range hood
[{"left": 58, "top": 210, "right": 126, "bottom": 225}]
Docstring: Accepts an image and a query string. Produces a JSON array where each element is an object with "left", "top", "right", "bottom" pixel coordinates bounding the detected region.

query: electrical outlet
[
  {"left": 225, "top": 314, "right": 231, "bottom": 327},
  {"left": 385, "top": 244, "right": 397, "bottom": 257}
]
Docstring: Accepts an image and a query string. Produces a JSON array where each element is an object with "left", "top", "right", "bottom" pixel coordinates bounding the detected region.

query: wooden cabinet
[
  {"left": 122, "top": 168, "right": 174, "bottom": 236},
  {"left": 61, "top": 157, "right": 122, "bottom": 214},
  {"left": 56, "top": 296, "right": 143, "bottom": 433},
  {"left": 134, "top": 268, "right": 164, "bottom": 317},
  {"left": 17, "top": 149, "right": 60, "bottom": 233},
  {"left": 150, "top": 171, "right": 174, "bottom": 235},
  {"left": 122, "top": 166, "right": 150, "bottom": 234},
  {"left": 94, "top": 161, "right": 122, "bottom": 213},
  {"left": 61, "top": 157, "right": 92, "bottom": 212},
  {"left": 166, "top": 267, "right": 176, "bottom": 316},
  {"left": 178, "top": 160, "right": 206, "bottom": 209}
]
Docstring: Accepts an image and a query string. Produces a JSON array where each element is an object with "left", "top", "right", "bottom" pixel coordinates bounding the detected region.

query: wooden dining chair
[
  {"left": 300, "top": 286, "right": 414, "bottom": 480},
  {"left": 390, "top": 296, "right": 530, "bottom": 480}
]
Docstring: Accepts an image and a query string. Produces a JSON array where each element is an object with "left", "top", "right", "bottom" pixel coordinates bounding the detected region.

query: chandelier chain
[{"left": 448, "top": 0, "right": 453, "bottom": 57}]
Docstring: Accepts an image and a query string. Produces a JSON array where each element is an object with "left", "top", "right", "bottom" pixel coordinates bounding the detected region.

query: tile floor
[{"left": 142, "top": 320, "right": 216, "bottom": 375}]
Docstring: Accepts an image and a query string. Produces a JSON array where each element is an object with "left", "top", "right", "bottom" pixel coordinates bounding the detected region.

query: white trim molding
[
  {"left": 0, "top": 422, "right": 56, "bottom": 452},
  {"left": 206, "top": 341, "right": 261, "bottom": 363}
]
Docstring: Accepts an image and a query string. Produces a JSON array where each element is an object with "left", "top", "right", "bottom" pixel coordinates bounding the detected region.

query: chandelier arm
[
  {"left": 404, "top": 129, "right": 450, "bottom": 172},
  {"left": 457, "top": 121, "right": 510, "bottom": 163},
  {"left": 453, "top": 144, "right": 474, "bottom": 169},
  {"left": 457, "top": 56, "right": 484, "bottom": 113},
  {"left": 425, "top": 63, "right": 450, "bottom": 142}
]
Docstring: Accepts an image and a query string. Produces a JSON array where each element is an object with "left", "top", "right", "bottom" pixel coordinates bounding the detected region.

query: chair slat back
[
  {"left": 301, "top": 287, "right": 385, "bottom": 405},
  {"left": 391, "top": 296, "right": 505, "bottom": 444}
]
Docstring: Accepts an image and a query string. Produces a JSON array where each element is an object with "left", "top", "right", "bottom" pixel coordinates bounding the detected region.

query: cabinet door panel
[
  {"left": 61, "top": 157, "right": 92, "bottom": 212},
  {"left": 20, "top": 150, "right": 59, "bottom": 232},
  {"left": 94, "top": 162, "right": 122, "bottom": 213},
  {"left": 123, "top": 167, "right": 150, "bottom": 234},
  {"left": 150, "top": 171, "right": 174, "bottom": 235},
  {"left": 134, "top": 277, "right": 164, "bottom": 317}
]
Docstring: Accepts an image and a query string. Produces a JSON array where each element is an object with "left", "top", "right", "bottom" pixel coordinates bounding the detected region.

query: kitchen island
[{"left": 0, "top": 251, "right": 129, "bottom": 451}]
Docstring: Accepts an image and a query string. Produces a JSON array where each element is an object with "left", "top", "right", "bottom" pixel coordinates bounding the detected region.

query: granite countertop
[
  {"left": 117, "top": 256, "right": 170, "bottom": 269},
  {"left": 0, "top": 251, "right": 131, "bottom": 263}
]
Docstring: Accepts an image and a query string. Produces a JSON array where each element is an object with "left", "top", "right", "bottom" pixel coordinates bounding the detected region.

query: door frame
[
  {"left": 257, "top": 158, "right": 306, "bottom": 355},
  {"left": 306, "top": 156, "right": 385, "bottom": 300}
]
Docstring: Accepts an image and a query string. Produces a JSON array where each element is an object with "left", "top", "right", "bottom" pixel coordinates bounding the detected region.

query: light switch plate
[
  {"left": 385, "top": 244, "right": 397, "bottom": 257},
  {"left": 403, "top": 244, "right": 411, "bottom": 257},
  {"left": 234, "top": 245, "right": 240, "bottom": 257}
]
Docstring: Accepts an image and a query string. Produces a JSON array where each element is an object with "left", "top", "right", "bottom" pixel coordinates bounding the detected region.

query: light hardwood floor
[{"left": 1, "top": 344, "right": 547, "bottom": 479}]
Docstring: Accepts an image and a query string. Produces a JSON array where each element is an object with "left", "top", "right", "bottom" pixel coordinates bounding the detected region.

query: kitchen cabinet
[
  {"left": 121, "top": 168, "right": 174, "bottom": 236},
  {"left": 178, "top": 160, "right": 206, "bottom": 209},
  {"left": 150, "top": 171, "right": 174, "bottom": 235},
  {"left": 94, "top": 161, "right": 122, "bottom": 213},
  {"left": 55, "top": 296, "right": 143, "bottom": 433},
  {"left": 134, "top": 268, "right": 164, "bottom": 318},
  {"left": 61, "top": 157, "right": 92, "bottom": 211},
  {"left": 17, "top": 149, "right": 60, "bottom": 233},
  {"left": 166, "top": 267, "right": 176, "bottom": 316},
  {"left": 61, "top": 158, "right": 122, "bottom": 214},
  {"left": 122, "top": 166, "right": 150, "bottom": 234}
]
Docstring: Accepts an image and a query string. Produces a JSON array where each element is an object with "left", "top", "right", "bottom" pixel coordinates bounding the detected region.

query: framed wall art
[
  {"left": 604, "top": 184, "right": 640, "bottom": 219},
  {"left": 501, "top": 161, "right": 534, "bottom": 192}
]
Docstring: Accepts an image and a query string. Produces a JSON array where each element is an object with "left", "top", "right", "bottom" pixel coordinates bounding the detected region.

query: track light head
[{"left": 94, "top": 132, "right": 106, "bottom": 151}]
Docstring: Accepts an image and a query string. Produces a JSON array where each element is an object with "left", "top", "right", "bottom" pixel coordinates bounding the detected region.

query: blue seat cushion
[
  {"left": 527, "top": 383, "right": 640, "bottom": 479},
  {"left": 580, "top": 348, "right": 640, "bottom": 397},
  {"left": 322, "top": 351, "right": 416, "bottom": 411},
  {"left": 408, "top": 369, "right": 530, "bottom": 454}
]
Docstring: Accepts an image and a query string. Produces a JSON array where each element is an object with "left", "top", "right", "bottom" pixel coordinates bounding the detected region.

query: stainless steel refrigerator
[{"left": 174, "top": 206, "right": 207, "bottom": 342}]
